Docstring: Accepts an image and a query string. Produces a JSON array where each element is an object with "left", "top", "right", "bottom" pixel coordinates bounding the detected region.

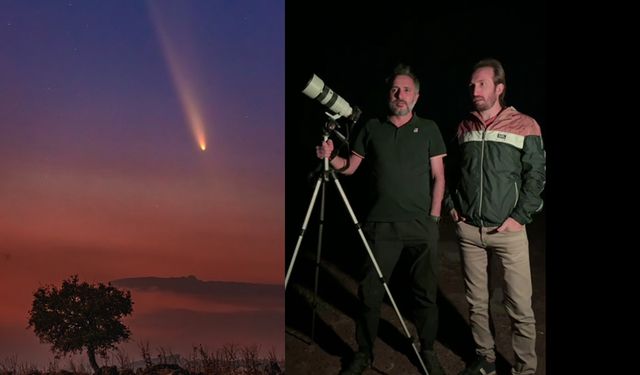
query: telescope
[{"left": 302, "top": 74, "right": 359, "bottom": 122}]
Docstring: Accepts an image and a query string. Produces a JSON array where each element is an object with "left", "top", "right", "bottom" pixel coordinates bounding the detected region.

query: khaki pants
[{"left": 456, "top": 221, "right": 537, "bottom": 375}]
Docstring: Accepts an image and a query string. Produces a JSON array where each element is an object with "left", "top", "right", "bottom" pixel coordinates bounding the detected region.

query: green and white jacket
[{"left": 445, "top": 106, "right": 546, "bottom": 227}]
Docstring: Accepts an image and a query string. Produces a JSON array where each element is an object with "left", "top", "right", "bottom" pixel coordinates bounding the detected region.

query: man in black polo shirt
[{"left": 316, "top": 64, "right": 447, "bottom": 375}]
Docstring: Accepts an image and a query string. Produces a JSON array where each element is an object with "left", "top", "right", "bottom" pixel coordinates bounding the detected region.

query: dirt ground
[{"left": 285, "top": 212, "right": 546, "bottom": 375}]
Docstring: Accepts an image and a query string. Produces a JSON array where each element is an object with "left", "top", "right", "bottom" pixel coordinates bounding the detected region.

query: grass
[{"left": 0, "top": 342, "right": 283, "bottom": 375}]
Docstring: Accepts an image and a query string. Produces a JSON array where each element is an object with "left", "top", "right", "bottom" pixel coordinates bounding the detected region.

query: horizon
[{"left": 2, "top": 274, "right": 284, "bottom": 368}]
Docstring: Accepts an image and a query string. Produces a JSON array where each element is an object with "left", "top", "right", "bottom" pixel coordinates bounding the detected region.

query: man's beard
[
  {"left": 390, "top": 100, "right": 412, "bottom": 116},
  {"left": 473, "top": 95, "right": 495, "bottom": 111}
]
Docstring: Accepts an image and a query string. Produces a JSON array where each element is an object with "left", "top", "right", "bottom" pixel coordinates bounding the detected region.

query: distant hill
[{"left": 111, "top": 275, "right": 283, "bottom": 307}]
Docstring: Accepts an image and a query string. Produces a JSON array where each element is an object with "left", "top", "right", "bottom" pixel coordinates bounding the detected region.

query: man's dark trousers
[{"left": 355, "top": 217, "right": 440, "bottom": 356}]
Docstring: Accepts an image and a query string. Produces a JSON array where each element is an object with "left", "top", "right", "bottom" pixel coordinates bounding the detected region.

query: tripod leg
[
  {"left": 310, "top": 175, "right": 327, "bottom": 342},
  {"left": 285, "top": 175, "right": 324, "bottom": 289},
  {"left": 329, "top": 171, "right": 431, "bottom": 375}
]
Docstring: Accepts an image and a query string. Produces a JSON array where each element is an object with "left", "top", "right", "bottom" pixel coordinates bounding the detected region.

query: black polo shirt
[{"left": 352, "top": 114, "right": 446, "bottom": 221}]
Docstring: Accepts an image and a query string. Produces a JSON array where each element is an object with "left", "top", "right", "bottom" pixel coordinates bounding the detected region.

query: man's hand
[
  {"left": 450, "top": 208, "right": 466, "bottom": 222},
  {"left": 496, "top": 217, "right": 523, "bottom": 232},
  {"left": 316, "top": 139, "right": 334, "bottom": 160}
]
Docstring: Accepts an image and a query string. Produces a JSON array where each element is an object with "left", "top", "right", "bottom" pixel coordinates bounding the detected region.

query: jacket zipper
[{"left": 479, "top": 129, "right": 486, "bottom": 227}]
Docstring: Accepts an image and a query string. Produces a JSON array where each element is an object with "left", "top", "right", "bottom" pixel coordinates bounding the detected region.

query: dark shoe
[
  {"left": 339, "top": 352, "right": 371, "bottom": 375},
  {"left": 458, "top": 356, "right": 496, "bottom": 375},
  {"left": 420, "top": 350, "right": 445, "bottom": 375}
]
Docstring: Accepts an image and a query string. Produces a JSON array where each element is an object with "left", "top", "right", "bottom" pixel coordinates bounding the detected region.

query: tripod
[{"left": 285, "top": 120, "right": 431, "bottom": 375}]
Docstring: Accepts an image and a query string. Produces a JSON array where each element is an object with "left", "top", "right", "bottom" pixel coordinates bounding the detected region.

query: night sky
[{"left": 1, "top": 0, "right": 283, "bottom": 365}]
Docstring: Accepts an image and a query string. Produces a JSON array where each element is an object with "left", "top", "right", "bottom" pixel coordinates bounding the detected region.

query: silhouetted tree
[{"left": 28, "top": 275, "right": 133, "bottom": 373}]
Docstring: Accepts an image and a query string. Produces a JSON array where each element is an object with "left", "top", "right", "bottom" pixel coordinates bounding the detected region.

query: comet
[{"left": 148, "top": 2, "right": 208, "bottom": 152}]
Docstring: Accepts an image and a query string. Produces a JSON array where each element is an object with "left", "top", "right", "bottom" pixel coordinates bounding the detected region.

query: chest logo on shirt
[
  {"left": 413, "top": 128, "right": 419, "bottom": 133},
  {"left": 497, "top": 133, "right": 507, "bottom": 139}
]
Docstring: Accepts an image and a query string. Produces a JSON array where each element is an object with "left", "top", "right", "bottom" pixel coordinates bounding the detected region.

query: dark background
[
  {"left": 284, "top": 1, "right": 550, "bottom": 373},
  {"left": 285, "top": 1, "right": 628, "bottom": 373},
  {"left": 285, "top": 1, "right": 546, "bottom": 276}
]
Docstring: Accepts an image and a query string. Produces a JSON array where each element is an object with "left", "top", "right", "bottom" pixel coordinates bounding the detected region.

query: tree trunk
[{"left": 87, "top": 346, "right": 100, "bottom": 374}]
